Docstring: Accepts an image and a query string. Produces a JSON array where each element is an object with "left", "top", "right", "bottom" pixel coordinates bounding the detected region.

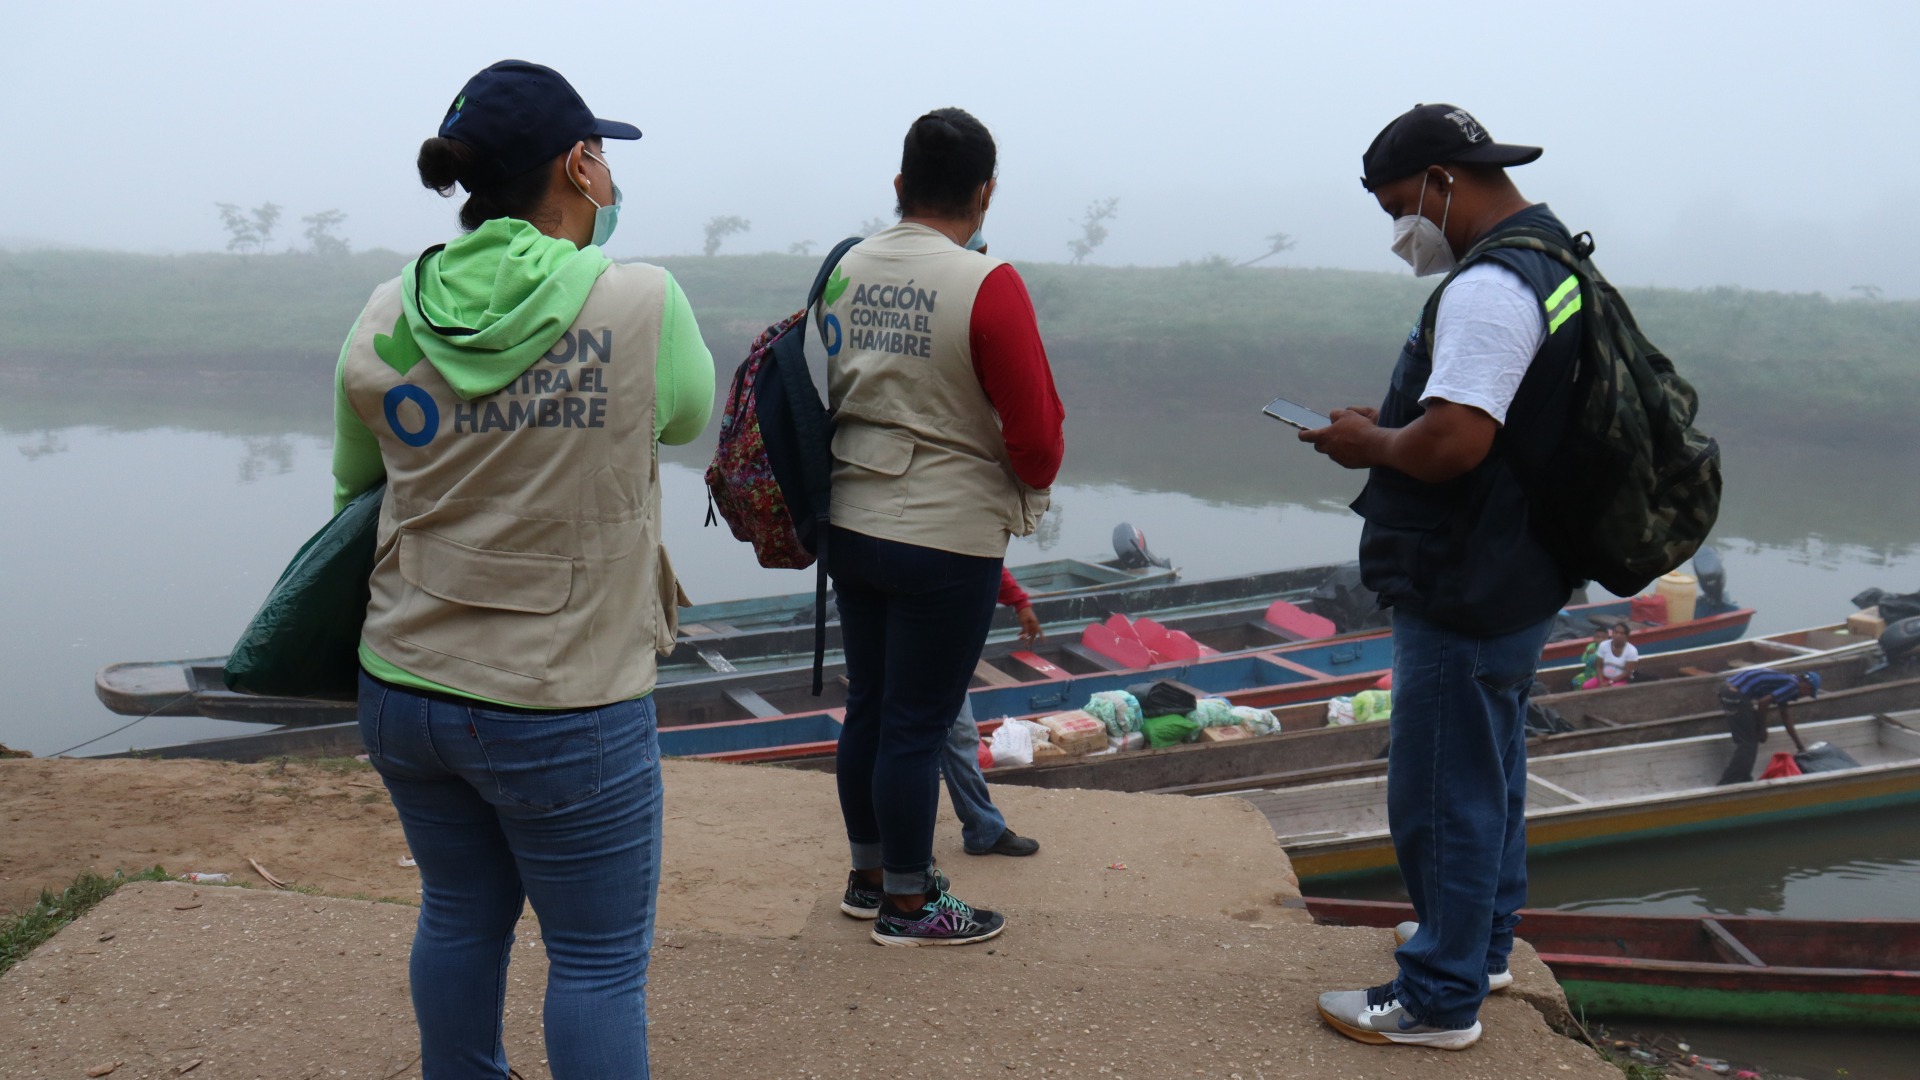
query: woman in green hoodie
[{"left": 330, "top": 61, "right": 712, "bottom": 1080}]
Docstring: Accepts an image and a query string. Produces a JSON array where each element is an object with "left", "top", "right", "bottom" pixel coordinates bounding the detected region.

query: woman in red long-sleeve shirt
[{"left": 821, "top": 107, "right": 1064, "bottom": 947}]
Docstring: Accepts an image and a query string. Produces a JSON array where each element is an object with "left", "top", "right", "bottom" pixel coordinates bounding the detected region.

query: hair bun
[{"left": 417, "top": 136, "right": 478, "bottom": 194}]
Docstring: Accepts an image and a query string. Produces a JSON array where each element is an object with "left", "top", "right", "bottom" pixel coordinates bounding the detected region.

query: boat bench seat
[
  {"left": 723, "top": 687, "right": 784, "bottom": 720},
  {"left": 972, "top": 659, "right": 1021, "bottom": 688},
  {"left": 1062, "top": 642, "right": 1130, "bottom": 672}
]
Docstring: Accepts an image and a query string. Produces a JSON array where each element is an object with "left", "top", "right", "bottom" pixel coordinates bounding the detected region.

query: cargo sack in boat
[
  {"left": 1082, "top": 690, "right": 1143, "bottom": 737},
  {"left": 1141, "top": 713, "right": 1200, "bottom": 747},
  {"left": 223, "top": 482, "right": 384, "bottom": 701},
  {"left": 1428, "top": 227, "right": 1722, "bottom": 597},
  {"left": 704, "top": 237, "right": 861, "bottom": 694},
  {"left": 1758, "top": 752, "right": 1802, "bottom": 780},
  {"left": 1129, "top": 680, "right": 1198, "bottom": 718},
  {"left": 1232, "top": 705, "right": 1282, "bottom": 735},
  {"left": 1189, "top": 697, "right": 1238, "bottom": 728},
  {"left": 1525, "top": 702, "right": 1574, "bottom": 736},
  {"left": 1793, "top": 741, "right": 1862, "bottom": 775},
  {"left": 1351, "top": 689, "right": 1392, "bottom": 724}
]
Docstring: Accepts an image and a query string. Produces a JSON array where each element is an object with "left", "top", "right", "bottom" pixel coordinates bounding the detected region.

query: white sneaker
[
  {"left": 1391, "top": 922, "right": 1514, "bottom": 991},
  {"left": 1317, "top": 986, "right": 1482, "bottom": 1050}
]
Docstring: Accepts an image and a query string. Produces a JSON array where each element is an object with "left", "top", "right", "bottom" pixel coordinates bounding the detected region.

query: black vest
[{"left": 1352, "top": 205, "right": 1585, "bottom": 636}]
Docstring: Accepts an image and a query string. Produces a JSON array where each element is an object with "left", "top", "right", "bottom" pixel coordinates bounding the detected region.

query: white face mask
[{"left": 1389, "top": 171, "right": 1455, "bottom": 277}]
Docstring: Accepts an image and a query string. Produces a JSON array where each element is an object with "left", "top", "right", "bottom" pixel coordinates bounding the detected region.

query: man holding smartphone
[{"left": 1300, "top": 104, "right": 1586, "bottom": 1050}]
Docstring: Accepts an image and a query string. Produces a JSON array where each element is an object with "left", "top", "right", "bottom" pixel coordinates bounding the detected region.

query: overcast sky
[{"left": 5, "top": 1, "right": 1915, "bottom": 297}]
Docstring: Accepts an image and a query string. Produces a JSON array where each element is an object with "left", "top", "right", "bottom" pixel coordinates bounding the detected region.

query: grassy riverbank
[
  {"left": 0, "top": 867, "right": 168, "bottom": 978},
  {"left": 4, "top": 248, "right": 1914, "bottom": 435}
]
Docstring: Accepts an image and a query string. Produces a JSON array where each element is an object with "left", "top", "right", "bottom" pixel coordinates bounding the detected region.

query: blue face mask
[
  {"left": 964, "top": 228, "right": 986, "bottom": 252},
  {"left": 592, "top": 181, "right": 622, "bottom": 247},
  {"left": 570, "top": 148, "right": 621, "bottom": 247}
]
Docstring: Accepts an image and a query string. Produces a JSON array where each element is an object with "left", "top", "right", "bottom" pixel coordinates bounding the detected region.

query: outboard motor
[
  {"left": 1692, "top": 546, "right": 1729, "bottom": 607},
  {"left": 1878, "top": 616, "right": 1920, "bottom": 675},
  {"left": 1111, "top": 523, "right": 1171, "bottom": 570}
]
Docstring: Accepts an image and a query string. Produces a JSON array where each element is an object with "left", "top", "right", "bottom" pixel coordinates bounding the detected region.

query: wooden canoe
[
  {"left": 1238, "top": 713, "right": 1920, "bottom": 884},
  {"left": 989, "top": 625, "right": 1889, "bottom": 796},
  {"left": 648, "top": 595, "right": 1746, "bottom": 747},
  {"left": 1297, "top": 897, "right": 1920, "bottom": 1029},
  {"left": 104, "top": 595, "right": 1755, "bottom": 764},
  {"left": 93, "top": 561, "right": 1341, "bottom": 726}
]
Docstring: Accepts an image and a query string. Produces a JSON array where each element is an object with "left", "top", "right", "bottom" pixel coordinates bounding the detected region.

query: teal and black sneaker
[
  {"left": 839, "top": 867, "right": 950, "bottom": 920},
  {"left": 870, "top": 885, "right": 1006, "bottom": 947}
]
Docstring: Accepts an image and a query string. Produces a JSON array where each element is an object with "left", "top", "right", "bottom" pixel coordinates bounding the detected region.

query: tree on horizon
[
  {"left": 1067, "top": 198, "right": 1120, "bottom": 265},
  {"left": 301, "top": 210, "right": 349, "bottom": 257},
  {"left": 1240, "top": 231, "right": 1296, "bottom": 267},
  {"left": 215, "top": 202, "right": 282, "bottom": 255},
  {"left": 702, "top": 215, "right": 751, "bottom": 256}
]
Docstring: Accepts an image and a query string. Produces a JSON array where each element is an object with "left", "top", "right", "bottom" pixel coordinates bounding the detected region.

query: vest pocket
[
  {"left": 831, "top": 425, "right": 915, "bottom": 517},
  {"left": 1352, "top": 473, "right": 1456, "bottom": 603},
  {"left": 1014, "top": 483, "right": 1051, "bottom": 537},
  {"left": 393, "top": 530, "right": 574, "bottom": 682},
  {"left": 654, "top": 543, "right": 690, "bottom": 655}
]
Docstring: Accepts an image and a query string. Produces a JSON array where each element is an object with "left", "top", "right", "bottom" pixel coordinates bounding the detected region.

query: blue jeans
[
  {"left": 1386, "top": 609, "right": 1553, "bottom": 1029},
  {"left": 829, "top": 527, "right": 1003, "bottom": 895},
  {"left": 943, "top": 698, "right": 1008, "bottom": 853},
  {"left": 358, "top": 671, "right": 663, "bottom": 1080}
]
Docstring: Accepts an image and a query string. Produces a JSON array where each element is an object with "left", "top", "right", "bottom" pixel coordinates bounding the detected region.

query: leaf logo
[
  {"left": 823, "top": 267, "right": 849, "bottom": 306},
  {"left": 373, "top": 314, "right": 425, "bottom": 375}
]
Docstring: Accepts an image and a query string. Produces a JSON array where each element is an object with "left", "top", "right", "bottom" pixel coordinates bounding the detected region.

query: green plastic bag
[
  {"left": 1351, "top": 688, "right": 1392, "bottom": 724},
  {"left": 222, "top": 483, "right": 383, "bottom": 701},
  {"left": 1141, "top": 713, "right": 1200, "bottom": 748}
]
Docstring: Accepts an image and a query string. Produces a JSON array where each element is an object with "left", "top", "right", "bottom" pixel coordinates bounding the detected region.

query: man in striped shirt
[{"left": 1717, "top": 668, "right": 1822, "bottom": 785}]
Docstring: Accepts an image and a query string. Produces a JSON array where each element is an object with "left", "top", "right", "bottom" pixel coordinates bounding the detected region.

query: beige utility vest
[
  {"left": 341, "top": 261, "right": 684, "bottom": 708},
  {"left": 819, "top": 223, "right": 1049, "bottom": 558}
]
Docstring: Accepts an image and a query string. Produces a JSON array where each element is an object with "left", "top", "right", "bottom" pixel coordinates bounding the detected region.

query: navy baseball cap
[
  {"left": 1361, "top": 104, "right": 1540, "bottom": 191},
  {"left": 438, "top": 60, "right": 641, "bottom": 190}
]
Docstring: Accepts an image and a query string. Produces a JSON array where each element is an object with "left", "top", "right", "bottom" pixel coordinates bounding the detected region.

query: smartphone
[{"left": 1262, "top": 396, "right": 1332, "bottom": 431}]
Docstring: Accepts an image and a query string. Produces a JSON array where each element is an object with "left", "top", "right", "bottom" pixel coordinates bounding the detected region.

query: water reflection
[
  {"left": 237, "top": 434, "right": 296, "bottom": 482},
  {"left": 16, "top": 430, "right": 68, "bottom": 461}
]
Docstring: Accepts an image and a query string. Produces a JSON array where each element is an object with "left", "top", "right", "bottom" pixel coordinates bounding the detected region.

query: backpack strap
[
  {"left": 1416, "top": 225, "right": 1594, "bottom": 356},
  {"left": 800, "top": 236, "right": 862, "bottom": 695},
  {"left": 810, "top": 236, "right": 864, "bottom": 309}
]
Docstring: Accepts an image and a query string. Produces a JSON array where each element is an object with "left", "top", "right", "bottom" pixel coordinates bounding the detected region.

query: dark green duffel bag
[{"left": 222, "top": 482, "right": 384, "bottom": 700}]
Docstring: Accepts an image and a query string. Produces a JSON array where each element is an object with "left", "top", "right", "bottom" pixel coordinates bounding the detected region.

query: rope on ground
[{"left": 47, "top": 692, "right": 194, "bottom": 758}]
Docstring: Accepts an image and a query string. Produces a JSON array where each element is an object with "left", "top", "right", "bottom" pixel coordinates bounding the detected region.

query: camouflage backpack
[{"left": 1431, "top": 227, "right": 1722, "bottom": 598}]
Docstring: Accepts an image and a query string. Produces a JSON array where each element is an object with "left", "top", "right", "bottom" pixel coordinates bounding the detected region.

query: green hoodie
[
  {"left": 330, "top": 218, "right": 715, "bottom": 706},
  {"left": 331, "top": 219, "right": 714, "bottom": 510},
  {"left": 402, "top": 216, "right": 612, "bottom": 399}
]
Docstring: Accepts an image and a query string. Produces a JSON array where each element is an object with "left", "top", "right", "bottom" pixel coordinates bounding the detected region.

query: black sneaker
[
  {"left": 870, "top": 885, "right": 1006, "bottom": 947},
  {"left": 968, "top": 828, "right": 1040, "bottom": 857},
  {"left": 839, "top": 867, "right": 950, "bottom": 920}
]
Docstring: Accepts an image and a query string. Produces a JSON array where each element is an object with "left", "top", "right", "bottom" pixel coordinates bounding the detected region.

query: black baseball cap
[
  {"left": 437, "top": 60, "right": 641, "bottom": 190},
  {"left": 1361, "top": 104, "right": 1541, "bottom": 191}
]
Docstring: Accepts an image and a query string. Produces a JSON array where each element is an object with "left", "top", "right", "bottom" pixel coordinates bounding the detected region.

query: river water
[{"left": 5, "top": 400, "right": 1918, "bottom": 1075}]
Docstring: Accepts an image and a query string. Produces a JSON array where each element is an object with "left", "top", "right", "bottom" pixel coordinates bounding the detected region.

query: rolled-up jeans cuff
[
  {"left": 882, "top": 866, "right": 933, "bottom": 895},
  {"left": 850, "top": 842, "right": 883, "bottom": 872}
]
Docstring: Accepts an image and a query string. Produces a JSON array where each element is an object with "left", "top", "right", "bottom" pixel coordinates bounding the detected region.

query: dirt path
[
  {"left": 2, "top": 756, "right": 1300, "bottom": 936},
  {"left": 2, "top": 756, "right": 1611, "bottom": 1079}
]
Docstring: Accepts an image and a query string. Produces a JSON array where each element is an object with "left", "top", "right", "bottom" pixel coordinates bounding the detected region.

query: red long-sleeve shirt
[
  {"left": 970, "top": 264, "right": 1066, "bottom": 489},
  {"left": 998, "top": 568, "right": 1031, "bottom": 611}
]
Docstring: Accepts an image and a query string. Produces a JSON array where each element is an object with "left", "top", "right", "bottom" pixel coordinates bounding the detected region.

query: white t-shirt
[
  {"left": 1422, "top": 262, "right": 1547, "bottom": 426},
  {"left": 1599, "top": 640, "right": 1639, "bottom": 681}
]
